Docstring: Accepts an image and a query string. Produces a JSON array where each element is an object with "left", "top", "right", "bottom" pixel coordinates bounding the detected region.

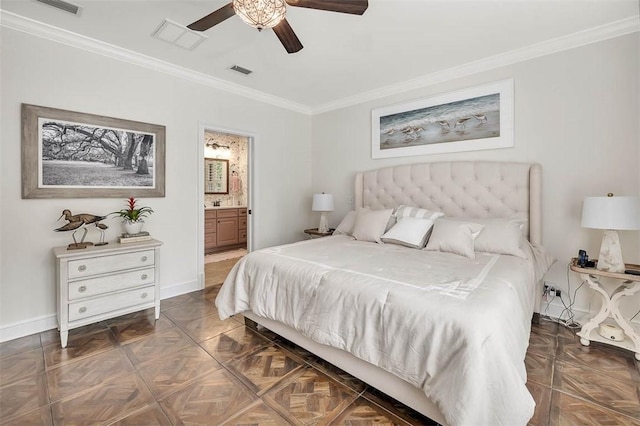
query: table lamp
[
  {"left": 581, "top": 194, "right": 640, "bottom": 272},
  {"left": 312, "top": 193, "right": 334, "bottom": 233}
]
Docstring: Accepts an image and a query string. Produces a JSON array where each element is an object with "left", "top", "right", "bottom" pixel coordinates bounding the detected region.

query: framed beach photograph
[
  {"left": 372, "top": 79, "right": 514, "bottom": 159},
  {"left": 22, "top": 104, "right": 166, "bottom": 198}
]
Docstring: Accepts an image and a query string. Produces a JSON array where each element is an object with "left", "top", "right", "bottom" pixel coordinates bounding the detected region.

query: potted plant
[{"left": 111, "top": 197, "right": 154, "bottom": 235}]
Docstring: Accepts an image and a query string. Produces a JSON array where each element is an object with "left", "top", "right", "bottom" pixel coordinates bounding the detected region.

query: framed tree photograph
[
  {"left": 371, "top": 79, "right": 514, "bottom": 159},
  {"left": 21, "top": 104, "right": 166, "bottom": 198}
]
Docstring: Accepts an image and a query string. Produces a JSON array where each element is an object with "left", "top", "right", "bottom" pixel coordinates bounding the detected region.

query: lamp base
[
  {"left": 318, "top": 212, "right": 330, "bottom": 234},
  {"left": 596, "top": 230, "right": 625, "bottom": 273}
]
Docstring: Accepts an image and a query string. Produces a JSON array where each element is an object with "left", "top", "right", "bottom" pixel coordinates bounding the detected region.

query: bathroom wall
[{"left": 204, "top": 131, "right": 248, "bottom": 207}]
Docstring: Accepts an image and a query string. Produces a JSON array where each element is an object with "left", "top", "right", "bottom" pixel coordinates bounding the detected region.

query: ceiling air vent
[
  {"left": 229, "top": 65, "right": 253, "bottom": 76},
  {"left": 151, "top": 19, "right": 207, "bottom": 50},
  {"left": 35, "top": 0, "right": 80, "bottom": 15}
]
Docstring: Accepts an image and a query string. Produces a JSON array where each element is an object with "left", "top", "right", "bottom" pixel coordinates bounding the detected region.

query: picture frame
[
  {"left": 21, "top": 104, "right": 166, "bottom": 198},
  {"left": 371, "top": 79, "right": 514, "bottom": 159},
  {"left": 204, "top": 158, "right": 229, "bottom": 194}
]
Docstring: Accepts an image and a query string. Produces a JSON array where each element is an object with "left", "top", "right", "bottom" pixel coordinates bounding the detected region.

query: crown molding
[
  {"left": 0, "top": 10, "right": 313, "bottom": 115},
  {"left": 311, "top": 15, "right": 640, "bottom": 114},
  {"left": 1, "top": 10, "right": 637, "bottom": 116}
]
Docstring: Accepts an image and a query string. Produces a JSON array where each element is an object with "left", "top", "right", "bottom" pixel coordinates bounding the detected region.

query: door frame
[{"left": 197, "top": 122, "right": 255, "bottom": 290}]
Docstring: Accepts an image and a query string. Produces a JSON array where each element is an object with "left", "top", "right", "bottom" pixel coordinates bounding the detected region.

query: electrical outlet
[{"left": 543, "top": 283, "right": 561, "bottom": 298}]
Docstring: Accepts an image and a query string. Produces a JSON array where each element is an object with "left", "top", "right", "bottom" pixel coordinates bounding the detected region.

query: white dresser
[{"left": 54, "top": 239, "right": 162, "bottom": 348}]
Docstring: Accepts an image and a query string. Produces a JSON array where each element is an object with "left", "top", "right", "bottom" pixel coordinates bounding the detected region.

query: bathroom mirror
[{"left": 204, "top": 159, "right": 229, "bottom": 194}]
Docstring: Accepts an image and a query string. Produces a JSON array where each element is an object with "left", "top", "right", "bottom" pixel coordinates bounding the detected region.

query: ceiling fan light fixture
[{"left": 233, "top": 0, "right": 286, "bottom": 31}]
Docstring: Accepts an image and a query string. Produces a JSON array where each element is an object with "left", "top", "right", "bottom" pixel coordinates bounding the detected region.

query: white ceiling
[{"left": 2, "top": 0, "right": 639, "bottom": 112}]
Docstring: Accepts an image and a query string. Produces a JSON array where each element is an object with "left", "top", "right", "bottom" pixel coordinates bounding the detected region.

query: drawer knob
[
  {"left": 141, "top": 274, "right": 148, "bottom": 280},
  {"left": 141, "top": 292, "right": 148, "bottom": 299},
  {"left": 78, "top": 285, "right": 87, "bottom": 293},
  {"left": 79, "top": 307, "right": 87, "bottom": 313},
  {"left": 141, "top": 256, "right": 148, "bottom": 262},
  {"left": 78, "top": 265, "right": 86, "bottom": 272}
]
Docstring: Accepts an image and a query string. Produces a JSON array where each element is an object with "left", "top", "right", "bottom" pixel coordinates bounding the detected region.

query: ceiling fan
[{"left": 187, "top": 0, "right": 368, "bottom": 54}]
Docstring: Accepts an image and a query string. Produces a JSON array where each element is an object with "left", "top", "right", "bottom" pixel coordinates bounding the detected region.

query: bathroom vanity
[{"left": 205, "top": 207, "right": 247, "bottom": 253}]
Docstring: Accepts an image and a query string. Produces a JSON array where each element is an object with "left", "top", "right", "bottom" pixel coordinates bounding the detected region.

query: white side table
[{"left": 570, "top": 258, "right": 640, "bottom": 361}]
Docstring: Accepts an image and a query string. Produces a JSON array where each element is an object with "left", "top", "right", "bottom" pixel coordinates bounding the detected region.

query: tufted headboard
[{"left": 354, "top": 161, "right": 542, "bottom": 244}]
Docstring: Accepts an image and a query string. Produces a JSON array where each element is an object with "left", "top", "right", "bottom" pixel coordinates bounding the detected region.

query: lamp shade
[
  {"left": 312, "top": 193, "right": 334, "bottom": 212},
  {"left": 581, "top": 195, "right": 640, "bottom": 230}
]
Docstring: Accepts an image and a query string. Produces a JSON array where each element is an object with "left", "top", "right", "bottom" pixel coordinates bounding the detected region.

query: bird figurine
[{"left": 55, "top": 210, "right": 108, "bottom": 250}]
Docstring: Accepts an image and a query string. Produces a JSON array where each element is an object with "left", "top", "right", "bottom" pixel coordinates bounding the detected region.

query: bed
[{"left": 216, "top": 161, "right": 553, "bottom": 426}]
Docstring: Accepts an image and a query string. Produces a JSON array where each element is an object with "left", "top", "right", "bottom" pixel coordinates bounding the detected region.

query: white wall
[
  {"left": 311, "top": 34, "right": 640, "bottom": 323},
  {"left": 2, "top": 25, "right": 638, "bottom": 342},
  {"left": 0, "top": 28, "right": 312, "bottom": 340}
]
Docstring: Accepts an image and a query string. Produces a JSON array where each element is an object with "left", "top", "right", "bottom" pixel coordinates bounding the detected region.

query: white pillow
[
  {"left": 352, "top": 208, "right": 394, "bottom": 243},
  {"left": 381, "top": 217, "right": 436, "bottom": 249},
  {"left": 424, "top": 219, "right": 484, "bottom": 258},
  {"left": 448, "top": 217, "right": 527, "bottom": 258},
  {"left": 333, "top": 210, "right": 358, "bottom": 236},
  {"left": 395, "top": 205, "right": 444, "bottom": 221}
]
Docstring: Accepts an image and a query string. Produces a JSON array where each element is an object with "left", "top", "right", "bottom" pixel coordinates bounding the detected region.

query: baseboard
[
  {"left": 0, "top": 280, "right": 203, "bottom": 343},
  {"left": 0, "top": 313, "right": 58, "bottom": 343},
  {"left": 540, "top": 298, "right": 640, "bottom": 327},
  {"left": 160, "top": 279, "right": 202, "bottom": 300}
]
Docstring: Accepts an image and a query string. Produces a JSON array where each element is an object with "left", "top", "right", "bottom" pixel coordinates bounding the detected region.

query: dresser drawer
[
  {"left": 239, "top": 230, "right": 247, "bottom": 243},
  {"left": 68, "top": 285, "right": 155, "bottom": 322},
  {"left": 239, "top": 216, "right": 247, "bottom": 230},
  {"left": 68, "top": 268, "right": 155, "bottom": 300},
  {"left": 68, "top": 250, "right": 154, "bottom": 279}
]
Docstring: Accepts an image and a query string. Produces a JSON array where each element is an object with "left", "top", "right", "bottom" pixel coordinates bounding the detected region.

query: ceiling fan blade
[
  {"left": 285, "top": 0, "right": 368, "bottom": 15},
  {"left": 273, "top": 19, "right": 303, "bottom": 54},
  {"left": 187, "top": 2, "right": 236, "bottom": 31}
]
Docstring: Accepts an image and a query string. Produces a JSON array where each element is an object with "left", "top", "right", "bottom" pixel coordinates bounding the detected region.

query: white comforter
[{"left": 216, "top": 235, "right": 550, "bottom": 426}]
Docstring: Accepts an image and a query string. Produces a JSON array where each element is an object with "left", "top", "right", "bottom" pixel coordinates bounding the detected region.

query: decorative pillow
[
  {"left": 333, "top": 210, "right": 358, "bottom": 236},
  {"left": 424, "top": 219, "right": 484, "bottom": 258},
  {"left": 395, "top": 205, "right": 444, "bottom": 221},
  {"left": 352, "top": 208, "right": 394, "bottom": 243},
  {"left": 381, "top": 217, "right": 436, "bottom": 249},
  {"left": 448, "top": 217, "right": 527, "bottom": 258}
]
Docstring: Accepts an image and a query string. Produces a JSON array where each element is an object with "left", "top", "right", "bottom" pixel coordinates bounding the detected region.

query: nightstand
[
  {"left": 304, "top": 228, "right": 335, "bottom": 239},
  {"left": 570, "top": 258, "right": 640, "bottom": 360}
]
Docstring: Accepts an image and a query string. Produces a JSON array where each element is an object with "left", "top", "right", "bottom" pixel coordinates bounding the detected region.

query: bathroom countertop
[{"left": 205, "top": 205, "right": 247, "bottom": 210}]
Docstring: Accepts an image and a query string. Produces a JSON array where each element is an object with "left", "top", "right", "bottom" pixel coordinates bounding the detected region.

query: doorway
[{"left": 198, "top": 125, "right": 253, "bottom": 289}]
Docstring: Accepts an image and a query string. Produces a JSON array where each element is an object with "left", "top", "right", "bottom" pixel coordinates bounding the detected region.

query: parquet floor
[{"left": 1, "top": 286, "right": 639, "bottom": 425}]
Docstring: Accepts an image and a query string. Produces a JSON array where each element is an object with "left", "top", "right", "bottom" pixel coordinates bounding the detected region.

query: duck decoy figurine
[{"left": 55, "top": 209, "right": 109, "bottom": 250}]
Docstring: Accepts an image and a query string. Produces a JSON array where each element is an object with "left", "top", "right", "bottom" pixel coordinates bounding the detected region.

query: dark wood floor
[{"left": 1, "top": 285, "right": 639, "bottom": 425}]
